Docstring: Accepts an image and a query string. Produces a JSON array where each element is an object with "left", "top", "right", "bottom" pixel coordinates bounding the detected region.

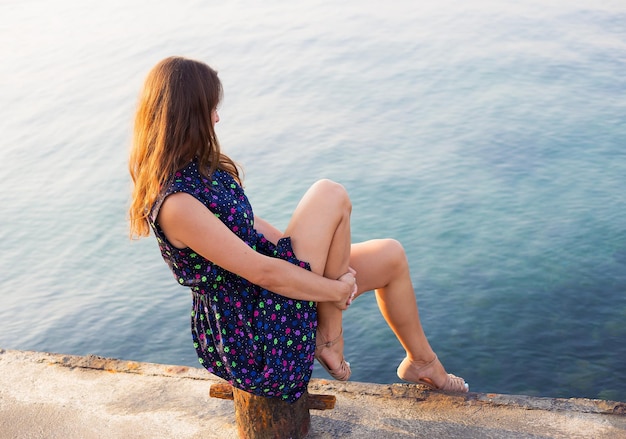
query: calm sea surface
[{"left": 1, "top": 0, "right": 625, "bottom": 401}]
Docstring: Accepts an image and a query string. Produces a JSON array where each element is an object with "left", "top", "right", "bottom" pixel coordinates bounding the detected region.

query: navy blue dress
[{"left": 149, "top": 160, "right": 316, "bottom": 403}]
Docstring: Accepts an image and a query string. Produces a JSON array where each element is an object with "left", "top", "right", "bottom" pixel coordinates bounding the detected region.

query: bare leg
[
  {"left": 282, "top": 179, "right": 352, "bottom": 376},
  {"left": 350, "top": 239, "right": 468, "bottom": 391}
]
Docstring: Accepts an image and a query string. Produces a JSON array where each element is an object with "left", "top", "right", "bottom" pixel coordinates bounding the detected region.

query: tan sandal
[
  {"left": 397, "top": 355, "right": 469, "bottom": 393},
  {"left": 315, "top": 329, "right": 351, "bottom": 381}
]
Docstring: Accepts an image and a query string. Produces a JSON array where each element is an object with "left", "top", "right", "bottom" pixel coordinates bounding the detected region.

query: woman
[{"left": 129, "top": 56, "right": 468, "bottom": 403}]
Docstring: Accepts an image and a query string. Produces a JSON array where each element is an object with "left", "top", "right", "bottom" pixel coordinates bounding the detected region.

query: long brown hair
[{"left": 129, "top": 56, "right": 241, "bottom": 238}]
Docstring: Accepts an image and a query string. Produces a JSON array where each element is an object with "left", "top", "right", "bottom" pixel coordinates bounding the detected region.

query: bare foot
[{"left": 397, "top": 355, "right": 468, "bottom": 392}]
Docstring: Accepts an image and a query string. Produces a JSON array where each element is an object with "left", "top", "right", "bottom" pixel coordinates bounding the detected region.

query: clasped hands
[{"left": 335, "top": 267, "right": 357, "bottom": 310}]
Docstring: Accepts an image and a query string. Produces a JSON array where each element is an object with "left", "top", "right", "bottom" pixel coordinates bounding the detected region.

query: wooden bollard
[{"left": 209, "top": 383, "right": 336, "bottom": 439}]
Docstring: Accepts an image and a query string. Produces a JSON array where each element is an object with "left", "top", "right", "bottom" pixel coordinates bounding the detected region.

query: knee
[
  {"left": 381, "top": 238, "right": 409, "bottom": 274},
  {"left": 312, "top": 179, "right": 352, "bottom": 212}
]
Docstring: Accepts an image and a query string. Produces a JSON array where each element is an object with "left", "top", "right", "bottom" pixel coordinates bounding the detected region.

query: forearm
[{"left": 254, "top": 256, "right": 349, "bottom": 304}]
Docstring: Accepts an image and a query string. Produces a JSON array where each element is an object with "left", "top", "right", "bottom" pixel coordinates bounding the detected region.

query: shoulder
[{"left": 150, "top": 161, "right": 208, "bottom": 222}]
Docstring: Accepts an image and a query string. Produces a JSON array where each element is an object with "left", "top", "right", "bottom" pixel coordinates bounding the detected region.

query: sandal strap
[
  {"left": 409, "top": 355, "right": 439, "bottom": 374},
  {"left": 316, "top": 328, "right": 343, "bottom": 349}
]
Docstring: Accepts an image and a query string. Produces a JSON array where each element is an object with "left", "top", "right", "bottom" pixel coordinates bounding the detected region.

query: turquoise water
[{"left": 1, "top": 0, "right": 625, "bottom": 401}]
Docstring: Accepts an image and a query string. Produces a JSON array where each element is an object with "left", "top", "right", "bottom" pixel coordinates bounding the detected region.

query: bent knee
[
  {"left": 381, "top": 238, "right": 409, "bottom": 272},
  {"left": 311, "top": 179, "right": 352, "bottom": 211}
]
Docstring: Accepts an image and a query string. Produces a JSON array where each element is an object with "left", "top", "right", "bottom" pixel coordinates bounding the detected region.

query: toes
[{"left": 444, "top": 374, "right": 469, "bottom": 393}]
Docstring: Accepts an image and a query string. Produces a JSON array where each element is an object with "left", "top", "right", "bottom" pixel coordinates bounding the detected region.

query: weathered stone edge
[{"left": 2, "top": 348, "right": 623, "bottom": 416}]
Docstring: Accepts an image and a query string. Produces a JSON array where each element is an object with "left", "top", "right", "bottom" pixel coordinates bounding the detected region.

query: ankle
[
  {"left": 406, "top": 352, "right": 437, "bottom": 367},
  {"left": 316, "top": 327, "right": 343, "bottom": 346}
]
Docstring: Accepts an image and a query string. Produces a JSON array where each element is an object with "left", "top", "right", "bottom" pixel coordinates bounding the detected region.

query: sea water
[{"left": 1, "top": 0, "right": 625, "bottom": 401}]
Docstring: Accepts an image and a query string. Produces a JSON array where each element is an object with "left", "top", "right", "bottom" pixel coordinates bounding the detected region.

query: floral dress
[{"left": 149, "top": 160, "right": 317, "bottom": 403}]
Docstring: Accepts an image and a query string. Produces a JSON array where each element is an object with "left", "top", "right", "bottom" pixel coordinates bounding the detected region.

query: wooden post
[{"left": 209, "top": 383, "right": 336, "bottom": 439}]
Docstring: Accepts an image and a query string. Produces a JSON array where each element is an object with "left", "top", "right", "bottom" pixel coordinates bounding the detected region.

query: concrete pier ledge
[{"left": 0, "top": 349, "right": 624, "bottom": 438}]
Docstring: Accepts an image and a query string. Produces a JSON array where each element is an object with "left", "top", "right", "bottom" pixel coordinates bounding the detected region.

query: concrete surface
[{"left": 0, "top": 348, "right": 624, "bottom": 438}]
